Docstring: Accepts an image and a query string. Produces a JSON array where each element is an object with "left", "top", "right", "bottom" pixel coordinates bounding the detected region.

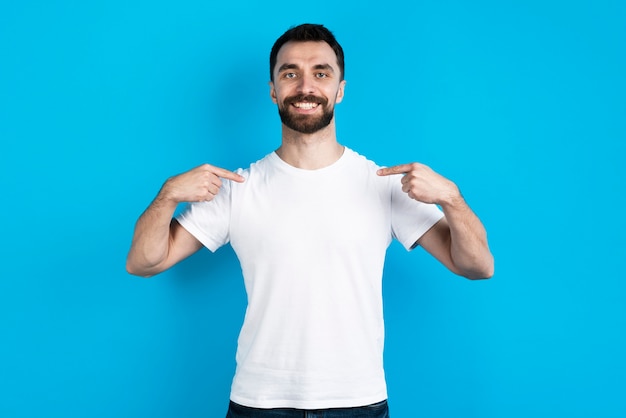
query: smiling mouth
[
  {"left": 292, "top": 102, "right": 319, "bottom": 110},
  {"left": 286, "top": 95, "right": 326, "bottom": 110}
]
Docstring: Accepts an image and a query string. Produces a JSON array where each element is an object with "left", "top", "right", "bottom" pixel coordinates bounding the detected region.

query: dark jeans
[{"left": 226, "top": 400, "right": 389, "bottom": 418}]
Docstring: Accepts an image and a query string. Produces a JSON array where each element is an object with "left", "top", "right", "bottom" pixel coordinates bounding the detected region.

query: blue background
[{"left": 1, "top": 0, "right": 625, "bottom": 417}]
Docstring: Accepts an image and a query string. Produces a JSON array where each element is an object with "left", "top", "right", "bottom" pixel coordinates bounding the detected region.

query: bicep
[
  {"left": 415, "top": 217, "right": 462, "bottom": 276},
  {"left": 162, "top": 219, "right": 203, "bottom": 270}
]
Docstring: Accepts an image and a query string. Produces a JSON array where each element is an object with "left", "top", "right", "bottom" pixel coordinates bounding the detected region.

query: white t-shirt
[{"left": 176, "top": 148, "right": 444, "bottom": 409}]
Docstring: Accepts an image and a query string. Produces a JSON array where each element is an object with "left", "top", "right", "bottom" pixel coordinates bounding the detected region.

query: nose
[{"left": 296, "top": 73, "right": 316, "bottom": 94}]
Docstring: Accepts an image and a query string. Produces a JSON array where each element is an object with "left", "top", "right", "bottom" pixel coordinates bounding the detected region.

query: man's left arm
[{"left": 378, "top": 163, "right": 494, "bottom": 280}]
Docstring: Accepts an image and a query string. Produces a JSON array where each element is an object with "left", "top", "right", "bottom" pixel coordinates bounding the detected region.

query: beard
[{"left": 277, "top": 94, "right": 335, "bottom": 134}]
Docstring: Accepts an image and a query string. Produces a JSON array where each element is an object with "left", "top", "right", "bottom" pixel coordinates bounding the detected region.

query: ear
[
  {"left": 269, "top": 81, "right": 278, "bottom": 104},
  {"left": 335, "top": 80, "right": 346, "bottom": 104}
]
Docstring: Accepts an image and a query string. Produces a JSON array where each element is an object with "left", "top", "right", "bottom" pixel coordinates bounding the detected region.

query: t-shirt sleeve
[
  {"left": 175, "top": 179, "right": 233, "bottom": 253},
  {"left": 388, "top": 175, "right": 445, "bottom": 251}
]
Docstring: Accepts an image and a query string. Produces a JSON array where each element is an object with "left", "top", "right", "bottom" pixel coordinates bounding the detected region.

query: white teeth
[{"left": 294, "top": 102, "right": 318, "bottom": 109}]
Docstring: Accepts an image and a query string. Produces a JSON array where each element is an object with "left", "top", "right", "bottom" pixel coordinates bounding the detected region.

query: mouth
[
  {"left": 291, "top": 102, "right": 320, "bottom": 110},
  {"left": 286, "top": 95, "right": 326, "bottom": 112}
]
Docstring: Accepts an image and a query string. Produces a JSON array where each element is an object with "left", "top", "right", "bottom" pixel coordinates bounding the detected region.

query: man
[{"left": 127, "top": 23, "right": 493, "bottom": 418}]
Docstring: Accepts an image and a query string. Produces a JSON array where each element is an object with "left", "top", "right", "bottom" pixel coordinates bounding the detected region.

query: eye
[
  {"left": 284, "top": 72, "right": 297, "bottom": 79},
  {"left": 315, "top": 72, "right": 328, "bottom": 78}
]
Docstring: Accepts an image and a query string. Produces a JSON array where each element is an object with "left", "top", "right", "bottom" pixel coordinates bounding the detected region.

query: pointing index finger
[
  {"left": 377, "top": 164, "right": 413, "bottom": 176},
  {"left": 209, "top": 165, "right": 245, "bottom": 183}
]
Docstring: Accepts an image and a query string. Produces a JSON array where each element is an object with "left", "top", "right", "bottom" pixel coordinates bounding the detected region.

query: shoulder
[
  {"left": 340, "top": 148, "right": 397, "bottom": 199},
  {"left": 231, "top": 152, "right": 276, "bottom": 180},
  {"left": 342, "top": 147, "right": 384, "bottom": 172},
  {"left": 224, "top": 153, "right": 280, "bottom": 196}
]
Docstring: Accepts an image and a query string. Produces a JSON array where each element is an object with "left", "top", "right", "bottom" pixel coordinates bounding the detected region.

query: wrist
[
  {"left": 155, "top": 181, "right": 181, "bottom": 208},
  {"left": 438, "top": 182, "right": 464, "bottom": 209}
]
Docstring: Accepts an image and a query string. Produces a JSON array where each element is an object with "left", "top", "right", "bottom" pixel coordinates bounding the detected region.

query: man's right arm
[{"left": 125, "top": 164, "right": 245, "bottom": 277}]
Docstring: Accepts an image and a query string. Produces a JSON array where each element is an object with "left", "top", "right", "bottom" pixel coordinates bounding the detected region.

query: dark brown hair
[{"left": 269, "top": 23, "right": 345, "bottom": 82}]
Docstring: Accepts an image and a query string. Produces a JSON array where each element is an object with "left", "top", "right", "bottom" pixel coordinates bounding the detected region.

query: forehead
[{"left": 275, "top": 41, "right": 338, "bottom": 70}]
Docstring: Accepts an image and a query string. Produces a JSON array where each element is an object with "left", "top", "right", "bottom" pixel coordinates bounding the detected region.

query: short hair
[{"left": 269, "top": 23, "right": 345, "bottom": 82}]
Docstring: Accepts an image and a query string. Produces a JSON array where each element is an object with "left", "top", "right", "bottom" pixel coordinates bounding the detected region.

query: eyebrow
[{"left": 277, "top": 63, "right": 336, "bottom": 73}]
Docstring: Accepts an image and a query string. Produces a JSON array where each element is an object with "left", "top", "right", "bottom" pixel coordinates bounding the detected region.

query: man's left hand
[{"left": 377, "top": 163, "right": 461, "bottom": 206}]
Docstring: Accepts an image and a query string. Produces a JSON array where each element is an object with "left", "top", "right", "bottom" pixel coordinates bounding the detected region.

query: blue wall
[{"left": 1, "top": 1, "right": 624, "bottom": 417}]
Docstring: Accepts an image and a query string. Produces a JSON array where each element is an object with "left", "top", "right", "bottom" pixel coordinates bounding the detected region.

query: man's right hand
[
  {"left": 160, "top": 163, "right": 245, "bottom": 203},
  {"left": 126, "top": 163, "right": 244, "bottom": 277}
]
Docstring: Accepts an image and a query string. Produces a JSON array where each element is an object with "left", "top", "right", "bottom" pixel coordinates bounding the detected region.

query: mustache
[{"left": 284, "top": 94, "right": 328, "bottom": 106}]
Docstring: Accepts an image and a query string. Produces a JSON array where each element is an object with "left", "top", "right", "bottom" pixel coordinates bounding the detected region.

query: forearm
[
  {"left": 377, "top": 162, "right": 494, "bottom": 279},
  {"left": 440, "top": 193, "right": 494, "bottom": 280},
  {"left": 126, "top": 193, "right": 179, "bottom": 277}
]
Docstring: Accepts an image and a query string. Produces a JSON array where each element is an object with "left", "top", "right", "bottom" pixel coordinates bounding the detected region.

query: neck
[{"left": 275, "top": 121, "right": 344, "bottom": 170}]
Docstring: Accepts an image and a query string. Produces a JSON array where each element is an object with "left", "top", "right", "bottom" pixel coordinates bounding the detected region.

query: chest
[{"left": 229, "top": 173, "right": 391, "bottom": 256}]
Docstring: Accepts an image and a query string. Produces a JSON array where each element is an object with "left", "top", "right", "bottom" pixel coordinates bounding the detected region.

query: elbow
[
  {"left": 452, "top": 252, "right": 494, "bottom": 280},
  {"left": 466, "top": 268, "right": 493, "bottom": 280},
  {"left": 126, "top": 265, "right": 150, "bottom": 278},
  {"left": 464, "top": 257, "right": 495, "bottom": 280},
  {"left": 125, "top": 258, "right": 156, "bottom": 278},
  {"left": 127, "top": 269, "right": 154, "bottom": 279}
]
